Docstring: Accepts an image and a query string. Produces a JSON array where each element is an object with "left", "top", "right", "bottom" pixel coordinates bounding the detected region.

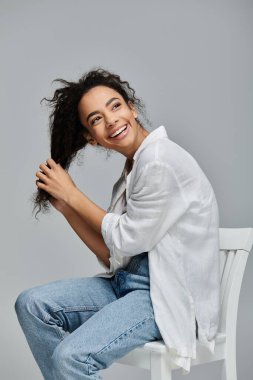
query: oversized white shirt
[{"left": 94, "top": 125, "right": 221, "bottom": 374}]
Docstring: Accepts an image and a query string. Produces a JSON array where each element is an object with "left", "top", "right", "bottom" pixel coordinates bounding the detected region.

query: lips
[
  {"left": 109, "top": 124, "right": 128, "bottom": 138},
  {"left": 109, "top": 123, "right": 130, "bottom": 140}
]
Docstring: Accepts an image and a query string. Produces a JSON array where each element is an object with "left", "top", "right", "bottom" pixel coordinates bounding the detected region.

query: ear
[
  {"left": 128, "top": 100, "right": 138, "bottom": 119},
  {"left": 83, "top": 130, "right": 98, "bottom": 146}
]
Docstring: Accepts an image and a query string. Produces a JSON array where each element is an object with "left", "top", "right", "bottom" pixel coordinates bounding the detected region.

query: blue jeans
[{"left": 14, "top": 252, "right": 162, "bottom": 379}]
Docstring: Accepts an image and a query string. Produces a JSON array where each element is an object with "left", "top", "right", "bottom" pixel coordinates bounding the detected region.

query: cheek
[
  {"left": 123, "top": 109, "right": 135, "bottom": 120},
  {"left": 93, "top": 130, "right": 107, "bottom": 144}
]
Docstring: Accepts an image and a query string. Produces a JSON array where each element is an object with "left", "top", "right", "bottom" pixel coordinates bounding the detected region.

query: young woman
[{"left": 14, "top": 68, "right": 221, "bottom": 379}]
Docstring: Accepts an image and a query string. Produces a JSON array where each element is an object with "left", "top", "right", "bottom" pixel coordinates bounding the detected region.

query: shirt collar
[
  {"left": 122, "top": 125, "right": 168, "bottom": 177},
  {"left": 133, "top": 125, "right": 168, "bottom": 161}
]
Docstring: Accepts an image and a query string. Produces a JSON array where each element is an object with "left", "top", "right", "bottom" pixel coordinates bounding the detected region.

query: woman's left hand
[{"left": 35, "top": 158, "right": 77, "bottom": 204}]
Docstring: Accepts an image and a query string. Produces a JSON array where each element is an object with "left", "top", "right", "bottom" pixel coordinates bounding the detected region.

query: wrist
[
  {"left": 60, "top": 203, "right": 72, "bottom": 217},
  {"left": 65, "top": 187, "right": 83, "bottom": 210}
]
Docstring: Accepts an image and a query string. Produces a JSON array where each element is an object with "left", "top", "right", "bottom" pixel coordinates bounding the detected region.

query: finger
[
  {"left": 35, "top": 171, "right": 48, "bottom": 182},
  {"left": 39, "top": 163, "right": 51, "bottom": 174},
  {"left": 36, "top": 179, "right": 46, "bottom": 189},
  {"left": 46, "top": 158, "right": 57, "bottom": 168}
]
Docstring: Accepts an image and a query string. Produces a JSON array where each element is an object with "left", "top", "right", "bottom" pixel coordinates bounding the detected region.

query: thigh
[
  {"left": 52, "top": 286, "right": 162, "bottom": 371},
  {"left": 16, "top": 276, "right": 117, "bottom": 333}
]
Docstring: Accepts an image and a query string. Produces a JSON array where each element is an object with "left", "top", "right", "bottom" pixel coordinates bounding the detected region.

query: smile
[{"left": 109, "top": 124, "right": 129, "bottom": 140}]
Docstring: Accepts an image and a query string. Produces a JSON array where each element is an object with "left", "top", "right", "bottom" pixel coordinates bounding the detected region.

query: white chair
[{"left": 115, "top": 228, "right": 253, "bottom": 380}]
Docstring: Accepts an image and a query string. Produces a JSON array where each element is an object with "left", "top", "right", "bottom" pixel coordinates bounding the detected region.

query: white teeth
[{"left": 110, "top": 124, "right": 127, "bottom": 138}]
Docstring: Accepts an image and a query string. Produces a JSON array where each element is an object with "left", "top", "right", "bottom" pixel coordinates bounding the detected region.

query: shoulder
[
  {"left": 135, "top": 137, "right": 188, "bottom": 172},
  {"left": 133, "top": 136, "right": 213, "bottom": 192},
  {"left": 133, "top": 140, "right": 176, "bottom": 188}
]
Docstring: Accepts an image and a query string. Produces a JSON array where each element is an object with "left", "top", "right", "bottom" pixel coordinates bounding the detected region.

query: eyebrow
[{"left": 86, "top": 97, "right": 121, "bottom": 123}]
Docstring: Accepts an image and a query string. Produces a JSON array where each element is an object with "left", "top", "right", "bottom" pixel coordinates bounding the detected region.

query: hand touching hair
[{"left": 31, "top": 66, "right": 150, "bottom": 220}]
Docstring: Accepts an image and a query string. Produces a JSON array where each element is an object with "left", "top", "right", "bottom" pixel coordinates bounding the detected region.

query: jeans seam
[
  {"left": 51, "top": 305, "right": 101, "bottom": 313},
  {"left": 94, "top": 315, "right": 155, "bottom": 356},
  {"left": 85, "top": 355, "right": 92, "bottom": 376}
]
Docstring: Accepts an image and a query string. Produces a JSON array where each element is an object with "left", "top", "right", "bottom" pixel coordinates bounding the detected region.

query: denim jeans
[{"left": 14, "top": 252, "right": 163, "bottom": 379}]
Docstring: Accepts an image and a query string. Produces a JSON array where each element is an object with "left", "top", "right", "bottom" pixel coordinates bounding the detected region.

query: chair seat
[
  {"left": 141, "top": 332, "right": 226, "bottom": 353},
  {"left": 116, "top": 332, "right": 227, "bottom": 371}
]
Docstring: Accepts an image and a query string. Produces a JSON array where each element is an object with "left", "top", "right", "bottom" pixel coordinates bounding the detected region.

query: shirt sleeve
[
  {"left": 95, "top": 203, "right": 116, "bottom": 273},
  {"left": 101, "top": 161, "right": 190, "bottom": 261}
]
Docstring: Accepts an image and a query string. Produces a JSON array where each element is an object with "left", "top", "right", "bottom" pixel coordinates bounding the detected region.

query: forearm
[
  {"left": 66, "top": 188, "right": 107, "bottom": 235},
  {"left": 61, "top": 205, "right": 110, "bottom": 269}
]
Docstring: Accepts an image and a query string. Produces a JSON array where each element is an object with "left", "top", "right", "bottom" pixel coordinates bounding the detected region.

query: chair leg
[
  {"left": 150, "top": 352, "right": 172, "bottom": 380},
  {"left": 221, "top": 346, "right": 237, "bottom": 380}
]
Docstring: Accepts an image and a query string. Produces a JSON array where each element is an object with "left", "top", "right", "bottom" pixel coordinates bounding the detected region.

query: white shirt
[{"left": 94, "top": 125, "right": 221, "bottom": 374}]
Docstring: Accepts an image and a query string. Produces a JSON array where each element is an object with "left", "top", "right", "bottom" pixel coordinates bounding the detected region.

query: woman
[{"left": 14, "top": 68, "right": 221, "bottom": 379}]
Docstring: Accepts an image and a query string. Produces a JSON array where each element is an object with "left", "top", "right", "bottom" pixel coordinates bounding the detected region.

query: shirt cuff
[
  {"left": 101, "top": 212, "right": 121, "bottom": 253},
  {"left": 96, "top": 254, "right": 121, "bottom": 274},
  {"left": 101, "top": 212, "right": 125, "bottom": 272}
]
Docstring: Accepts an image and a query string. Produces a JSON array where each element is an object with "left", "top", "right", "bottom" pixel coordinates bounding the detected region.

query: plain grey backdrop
[{"left": 1, "top": 0, "right": 252, "bottom": 379}]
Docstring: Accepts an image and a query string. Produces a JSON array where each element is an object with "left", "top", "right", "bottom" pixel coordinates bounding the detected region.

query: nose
[{"left": 105, "top": 115, "right": 119, "bottom": 128}]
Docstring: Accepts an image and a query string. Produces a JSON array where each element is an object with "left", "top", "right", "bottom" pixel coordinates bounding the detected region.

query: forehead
[{"left": 78, "top": 86, "right": 123, "bottom": 114}]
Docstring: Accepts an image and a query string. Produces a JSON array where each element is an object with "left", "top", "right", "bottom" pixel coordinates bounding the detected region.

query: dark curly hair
[{"left": 31, "top": 66, "right": 152, "bottom": 220}]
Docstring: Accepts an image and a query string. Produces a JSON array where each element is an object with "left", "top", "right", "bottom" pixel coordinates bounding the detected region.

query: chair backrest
[{"left": 218, "top": 228, "right": 253, "bottom": 334}]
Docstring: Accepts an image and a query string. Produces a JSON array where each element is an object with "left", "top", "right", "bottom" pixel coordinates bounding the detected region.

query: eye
[
  {"left": 91, "top": 103, "right": 121, "bottom": 125},
  {"left": 91, "top": 116, "right": 101, "bottom": 126},
  {"left": 112, "top": 102, "right": 121, "bottom": 109}
]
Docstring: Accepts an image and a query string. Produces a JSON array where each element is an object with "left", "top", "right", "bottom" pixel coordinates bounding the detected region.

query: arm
[
  {"left": 53, "top": 199, "right": 110, "bottom": 269},
  {"left": 65, "top": 162, "right": 188, "bottom": 262},
  {"left": 37, "top": 159, "right": 187, "bottom": 269},
  {"left": 36, "top": 159, "right": 111, "bottom": 270},
  {"left": 99, "top": 161, "right": 190, "bottom": 261}
]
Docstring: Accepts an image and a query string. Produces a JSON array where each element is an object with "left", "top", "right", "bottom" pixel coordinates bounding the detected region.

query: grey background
[{"left": 1, "top": 0, "right": 252, "bottom": 379}]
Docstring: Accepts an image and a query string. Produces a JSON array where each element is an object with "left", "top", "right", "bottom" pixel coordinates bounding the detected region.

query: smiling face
[{"left": 77, "top": 85, "right": 149, "bottom": 160}]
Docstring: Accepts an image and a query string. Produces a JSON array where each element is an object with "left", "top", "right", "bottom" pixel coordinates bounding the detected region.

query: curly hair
[{"left": 31, "top": 66, "right": 152, "bottom": 220}]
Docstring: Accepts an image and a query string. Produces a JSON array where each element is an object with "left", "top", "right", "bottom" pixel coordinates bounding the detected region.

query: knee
[
  {"left": 51, "top": 342, "right": 90, "bottom": 378},
  {"left": 14, "top": 288, "right": 32, "bottom": 315},
  {"left": 51, "top": 342, "right": 102, "bottom": 378},
  {"left": 51, "top": 343, "right": 71, "bottom": 374},
  {"left": 14, "top": 287, "right": 43, "bottom": 319}
]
